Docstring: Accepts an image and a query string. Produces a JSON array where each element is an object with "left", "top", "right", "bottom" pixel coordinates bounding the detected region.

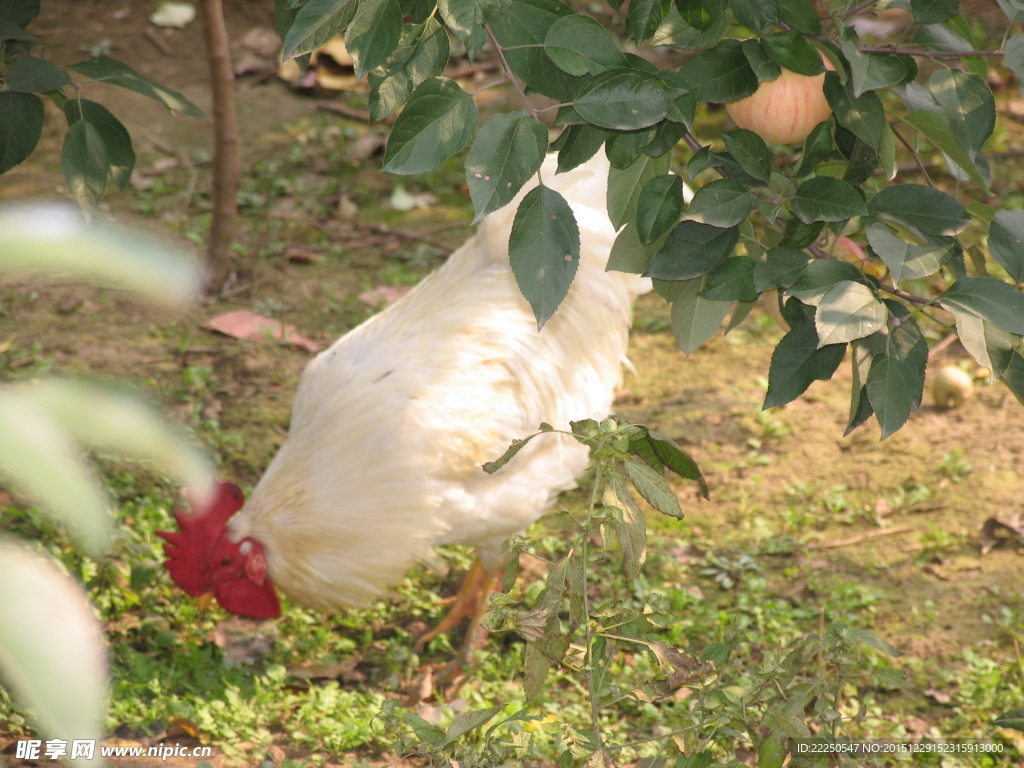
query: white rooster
[{"left": 159, "top": 152, "right": 651, "bottom": 645}]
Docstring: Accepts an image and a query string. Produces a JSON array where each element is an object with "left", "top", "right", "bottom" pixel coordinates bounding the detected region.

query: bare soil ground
[{"left": 2, "top": 1, "right": 1023, "bottom": 766}]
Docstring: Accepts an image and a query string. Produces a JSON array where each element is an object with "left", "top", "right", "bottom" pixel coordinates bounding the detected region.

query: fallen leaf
[
  {"left": 211, "top": 616, "right": 279, "bottom": 665},
  {"left": 358, "top": 285, "right": 410, "bottom": 307},
  {"left": 150, "top": 1, "right": 195, "bottom": 28},
  {"left": 204, "top": 309, "right": 321, "bottom": 352},
  {"left": 285, "top": 247, "right": 322, "bottom": 265},
  {"left": 924, "top": 687, "right": 953, "bottom": 705},
  {"left": 288, "top": 657, "right": 360, "bottom": 680},
  {"left": 337, "top": 194, "right": 359, "bottom": 221},
  {"left": 980, "top": 512, "right": 1024, "bottom": 555}
]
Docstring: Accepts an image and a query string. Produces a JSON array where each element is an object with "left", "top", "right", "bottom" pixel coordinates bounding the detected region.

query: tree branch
[
  {"left": 859, "top": 46, "right": 1004, "bottom": 58},
  {"left": 484, "top": 24, "right": 540, "bottom": 120}
]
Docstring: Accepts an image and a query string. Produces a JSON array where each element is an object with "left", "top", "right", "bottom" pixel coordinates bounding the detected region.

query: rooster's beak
[{"left": 196, "top": 592, "right": 215, "bottom": 612}]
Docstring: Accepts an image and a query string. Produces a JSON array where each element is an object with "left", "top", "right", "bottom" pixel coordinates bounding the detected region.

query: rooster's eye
[{"left": 220, "top": 558, "right": 232, "bottom": 566}]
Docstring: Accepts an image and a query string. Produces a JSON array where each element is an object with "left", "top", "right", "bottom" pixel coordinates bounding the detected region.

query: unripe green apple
[{"left": 725, "top": 58, "right": 833, "bottom": 144}]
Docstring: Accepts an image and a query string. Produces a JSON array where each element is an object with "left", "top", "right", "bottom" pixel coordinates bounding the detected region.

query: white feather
[{"left": 230, "top": 153, "right": 651, "bottom": 611}]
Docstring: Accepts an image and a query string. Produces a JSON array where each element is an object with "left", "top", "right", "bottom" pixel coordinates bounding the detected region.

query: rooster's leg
[{"left": 414, "top": 557, "right": 500, "bottom": 660}]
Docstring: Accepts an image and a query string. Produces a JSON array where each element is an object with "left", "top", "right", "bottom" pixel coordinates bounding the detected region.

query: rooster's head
[{"left": 157, "top": 481, "right": 281, "bottom": 619}]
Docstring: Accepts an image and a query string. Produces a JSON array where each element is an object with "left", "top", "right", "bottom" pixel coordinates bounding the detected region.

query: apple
[
  {"left": 932, "top": 365, "right": 973, "bottom": 409},
  {"left": 725, "top": 56, "right": 834, "bottom": 144}
]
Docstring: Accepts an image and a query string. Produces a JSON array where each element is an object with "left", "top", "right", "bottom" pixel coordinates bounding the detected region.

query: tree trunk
[{"left": 199, "top": 0, "right": 241, "bottom": 291}]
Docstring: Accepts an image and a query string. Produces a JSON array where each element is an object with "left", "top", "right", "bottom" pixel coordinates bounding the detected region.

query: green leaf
[
  {"left": 573, "top": 70, "right": 672, "bottom": 130},
  {"left": 545, "top": 14, "right": 627, "bottom": 76},
  {"left": 645, "top": 221, "right": 739, "bottom": 280},
  {"left": 764, "top": 320, "right": 846, "bottom": 408},
  {"left": 823, "top": 72, "right": 885, "bottom": 149},
  {"left": 847, "top": 338, "right": 875, "bottom": 435},
  {"left": 605, "top": 128, "right": 650, "bottom": 169},
  {"left": 653, "top": 6, "right": 725, "bottom": 49},
  {"left": 851, "top": 628, "right": 902, "bottom": 657},
  {"left": 482, "top": 432, "right": 542, "bottom": 473},
  {"left": 990, "top": 210, "right": 1024, "bottom": 285},
  {"left": 624, "top": 460, "right": 684, "bottom": 518},
  {"left": 702, "top": 256, "right": 758, "bottom": 302},
  {"left": 955, "top": 313, "right": 1019, "bottom": 379},
  {"left": 523, "top": 641, "right": 551, "bottom": 699},
  {"left": 382, "top": 77, "right": 477, "bottom": 175},
  {"left": 438, "top": 0, "right": 504, "bottom": 57},
  {"left": 912, "top": 0, "right": 958, "bottom": 25},
  {"left": 792, "top": 177, "right": 867, "bottom": 223},
  {"left": 69, "top": 57, "right": 204, "bottom": 117},
  {"left": 757, "top": 734, "right": 785, "bottom": 768},
  {"left": 992, "top": 708, "right": 1024, "bottom": 733},
  {"left": 0, "top": 91, "right": 43, "bottom": 174},
  {"left": 668, "top": 276, "right": 732, "bottom": 354},
  {"left": 605, "top": 477, "right": 647, "bottom": 580},
  {"left": 637, "top": 174, "right": 684, "bottom": 244},
  {"left": 608, "top": 152, "right": 670, "bottom": 229},
  {"left": 443, "top": 706, "right": 503, "bottom": 744},
  {"left": 683, "top": 179, "right": 752, "bottom": 228},
  {"left": 64, "top": 99, "right": 135, "bottom": 191},
  {"left": 1001, "top": 348, "right": 1024, "bottom": 406},
  {"left": 0, "top": 395, "right": 110, "bottom": 554},
  {"left": 608, "top": 223, "right": 663, "bottom": 274},
  {"left": 0, "top": 541, "right": 108, "bottom": 756},
  {"left": 21, "top": 380, "right": 212, "bottom": 498},
  {"left": 904, "top": 109, "right": 991, "bottom": 192},
  {"left": 815, "top": 281, "right": 887, "bottom": 346},
  {"left": 761, "top": 30, "right": 823, "bottom": 75},
  {"left": 787, "top": 260, "right": 864, "bottom": 306},
  {"left": 780, "top": 217, "right": 824, "bottom": 248},
  {"left": 368, "top": 19, "right": 450, "bottom": 121},
  {"left": 777, "top": 0, "right": 820, "bottom": 35},
  {"left": 1006, "top": 35, "right": 1024, "bottom": 96},
  {"left": 4, "top": 55, "right": 70, "bottom": 92},
  {"left": 488, "top": 0, "right": 581, "bottom": 102},
  {"left": 865, "top": 223, "right": 951, "bottom": 285},
  {"left": 678, "top": 38, "right": 757, "bottom": 104},
  {"left": 754, "top": 246, "right": 812, "bottom": 292},
  {"left": 942, "top": 276, "right": 1024, "bottom": 335},
  {"left": 840, "top": 42, "right": 911, "bottom": 97},
  {"left": 644, "top": 118, "right": 689, "bottom": 155},
  {"left": 62, "top": 119, "right": 109, "bottom": 208},
  {"left": 628, "top": 426, "right": 708, "bottom": 496},
  {"left": 281, "top": 0, "right": 357, "bottom": 58},
  {"left": 554, "top": 124, "right": 608, "bottom": 172},
  {"left": 795, "top": 121, "right": 834, "bottom": 177},
  {"left": 930, "top": 68, "right": 994, "bottom": 161},
  {"left": 869, "top": 183, "right": 968, "bottom": 236},
  {"left": 730, "top": 0, "right": 778, "bottom": 34},
  {"left": 0, "top": 203, "right": 202, "bottom": 307},
  {"left": 509, "top": 186, "right": 581, "bottom": 329},
  {"left": 466, "top": 114, "right": 547, "bottom": 221},
  {"left": 346, "top": 0, "right": 403, "bottom": 77},
  {"left": 0, "top": 0, "right": 40, "bottom": 28},
  {"left": 401, "top": 713, "right": 446, "bottom": 746},
  {"left": 673, "top": 0, "right": 721, "bottom": 32},
  {"left": 740, "top": 39, "right": 781, "bottom": 83},
  {"left": 626, "top": 0, "right": 671, "bottom": 43},
  {"left": 722, "top": 129, "right": 771, "bottom": 183},
  {"left": 0, "top": 18, "right": 41, "bottom": 42}
]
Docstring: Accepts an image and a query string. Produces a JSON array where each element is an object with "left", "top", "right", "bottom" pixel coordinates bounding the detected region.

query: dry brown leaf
[
  {"left": 288, "top": 656, "right": 360, "bottom": 681},
  {"left": 204, "top": 309, "right": 321, "bottom": 352},
  {"left": 980, "top": 512, "right": 1024, "bottom": 555}
]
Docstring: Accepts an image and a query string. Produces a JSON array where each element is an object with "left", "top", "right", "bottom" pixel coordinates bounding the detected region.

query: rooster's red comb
[{"left": 157, "top": 481, "right": 246, "bottom": 596}]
